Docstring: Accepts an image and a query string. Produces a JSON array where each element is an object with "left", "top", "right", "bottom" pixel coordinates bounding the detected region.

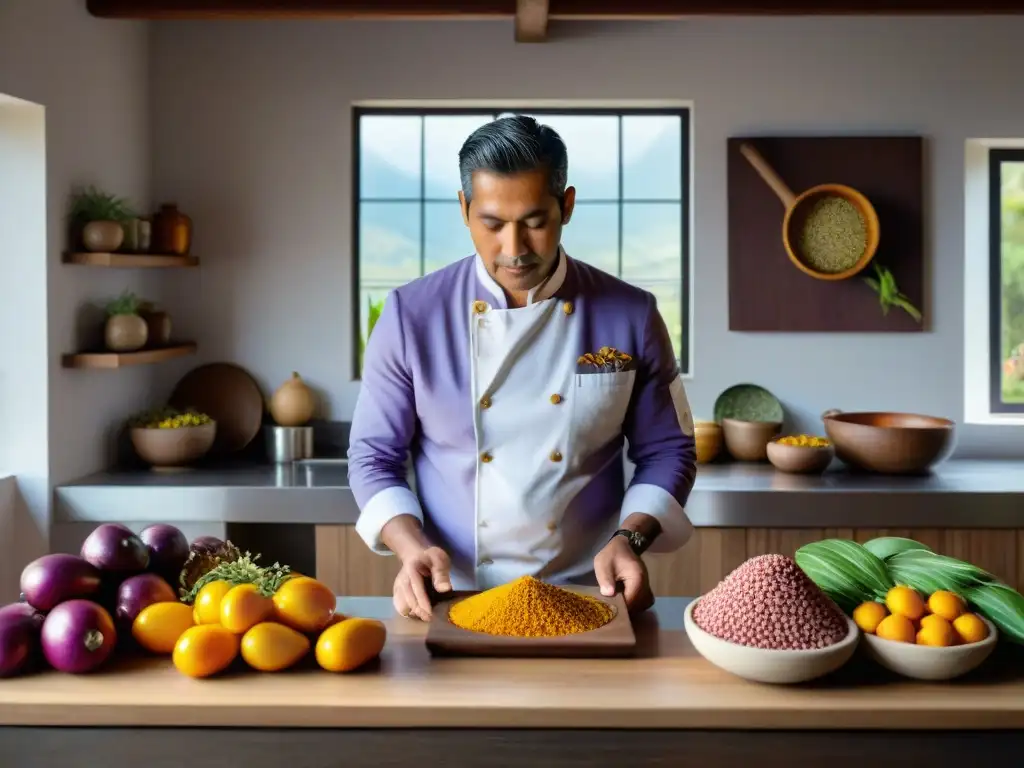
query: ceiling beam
[
  {"left": 515, "top": 0, "right": 549, "bottom": 42},
  {"left": 86, "top": 0, "right": 1024, "bottom": 19}
]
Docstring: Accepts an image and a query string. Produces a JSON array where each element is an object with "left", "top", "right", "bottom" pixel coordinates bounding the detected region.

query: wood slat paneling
[
  {"left": 315, "top": 525, "right": 400, "bottom": 597},
  {"left": 315, "top": 525, "right": 1022, "bottom": 596}
]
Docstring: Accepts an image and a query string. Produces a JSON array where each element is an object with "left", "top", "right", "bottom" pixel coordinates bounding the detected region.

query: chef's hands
[
  {"left": 381, "top": 513, "right": 452, "bottom": 621},
  {"left": 393, "top": 546, "right": 452, "bottom": 621},
  {"left": 594, "top": 534, "right": 654, "bottom": 615}
]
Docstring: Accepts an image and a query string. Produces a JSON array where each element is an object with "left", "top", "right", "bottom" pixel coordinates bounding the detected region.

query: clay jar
[
  {"left": 269, "top": 372, "right": 317, "bottom": 427},
  {"left": 105, "top": 314, "right": 148, "bottom": 352},
  {"left": 82, "top": 221, "right": 124, "bottom": 252},
  {"left": 152, "top": 203, "right": 192, "bottom": 255}
]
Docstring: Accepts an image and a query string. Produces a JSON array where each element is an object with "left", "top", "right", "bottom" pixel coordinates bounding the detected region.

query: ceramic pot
[
  {"left": 141, "top": 310, "right": 172, "bottom": 346},
  {"left": 82, "top": 220, "right": 124, "bottom": 252},
  {"left": 105, "top": 314, "right": 148, "bottom": 352},
  {"left": 694, "top": 421, "right": 723, "bottom": 464},
  {"left": 721, "top": 418, "right": 782, "bottom": 462},
  {"left": 131, "top": 422, "right": 217, "bottom": 469},
  {"left": 152, "top": 203, "right": 192, "bottom": 255}
]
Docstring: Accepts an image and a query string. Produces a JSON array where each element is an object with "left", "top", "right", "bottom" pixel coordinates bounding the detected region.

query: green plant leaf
[
  {"left": 862, "top": 537, "right": 932, "bottom": 561},
  {"left": 964, "top": 583, "right": 1024, "bottom": 645},
  {"left": 104, "top": 289, "right": 142, "bottom": 317},
  {"left": 68, "top": 185, "right": 136, "bottom": 225},
  {"left": 886, "top": 549, "right": 995, "bottom": 592},
  {"left": 795, "top": 539, "right": 894, "bottom": 613},
  {"left": 863, "top": 263, "right": 922, "bottom": 322}
]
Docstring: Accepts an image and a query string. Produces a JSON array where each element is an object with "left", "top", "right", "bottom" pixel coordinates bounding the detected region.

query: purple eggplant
[
  {"left": 0, "top": 602, "right": 45, "bottom": 630},
  {"left": 20, "top": 554, "right": 102, "bottom": 612},
  {"left": 40, "top": 600, "right": 117, "bottom": 674},
  {"left": 190, "top": 535, "right": 223, "bottom": 552},
  {"left": 139, "top": 524, "right": 189, "bottom": 582},
  {"left": 115, "top": 573, "right": 177, "bottom": 626},
  {"left": 0, "top": 611, "right": 40, "bottom": 677},
  {"left": 81, "top": 523, "right": 150, "bottom": 573}
]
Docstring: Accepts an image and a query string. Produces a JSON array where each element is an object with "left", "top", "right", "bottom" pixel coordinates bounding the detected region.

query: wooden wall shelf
[
  {"left": 64, "top": 252, "right": 198, "bottom": 268},
  {"left": 62, "top": 343, "right": 197, "bottom": 369}
]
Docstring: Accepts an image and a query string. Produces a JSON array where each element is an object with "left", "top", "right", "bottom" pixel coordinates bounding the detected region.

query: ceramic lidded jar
[{"left": 152, "top": 203, "right": 192, "bottom": 255}]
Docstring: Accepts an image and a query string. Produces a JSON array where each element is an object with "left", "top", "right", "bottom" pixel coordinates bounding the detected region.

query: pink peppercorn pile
[{"left": 692, "top": 554, "right": 849, "bottom": 650}]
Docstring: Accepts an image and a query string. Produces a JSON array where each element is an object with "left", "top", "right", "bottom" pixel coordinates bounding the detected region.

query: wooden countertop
[{"left": 1, "top": 598, "right": 1023, "bottom": 730}]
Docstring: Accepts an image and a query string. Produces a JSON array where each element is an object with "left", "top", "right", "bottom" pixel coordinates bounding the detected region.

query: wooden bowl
[
  {"left": 767, "top": 439, "right": 835, "bottom": 474},
  {"left": 822, "top": 410, "right": 955, "bottom": 474},
  {"left": 721, "top": 418, "right": 782, "bottom": 462},
  {"left": 694, "top": 420, "right": 723, "bottom": 464},
  {"left": 130, "top": 422, "right": 217, "bottom": 468}
]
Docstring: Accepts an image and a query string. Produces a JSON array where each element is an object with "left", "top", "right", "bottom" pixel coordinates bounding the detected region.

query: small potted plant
[
  {"left": 103, "top": 290, "right": 148, "bottom": 352},
  {"left": 68, "top": 185, "right": 136, "bottom": 253}
]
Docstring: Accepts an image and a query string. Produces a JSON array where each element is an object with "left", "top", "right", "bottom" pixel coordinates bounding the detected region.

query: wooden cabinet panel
[
  {"left": 316, "top": 525, "right": 1023, "bottom": 596},
  {"left": 314, "top": 525, "right": 399, "bottom": 597}
]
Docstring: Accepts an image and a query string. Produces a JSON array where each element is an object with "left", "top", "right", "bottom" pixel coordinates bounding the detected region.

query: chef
[{"left": 348, "top": 114, "right": 698, "bottom": 621}]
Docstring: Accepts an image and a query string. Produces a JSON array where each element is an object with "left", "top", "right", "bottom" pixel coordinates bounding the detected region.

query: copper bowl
[{"left": 821, "top": 410, "right": 955, "bottom": 475}]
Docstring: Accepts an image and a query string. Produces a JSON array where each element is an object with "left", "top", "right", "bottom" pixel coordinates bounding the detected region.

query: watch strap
[{"left": 611, "top": 528, "right": 649, "bottom": 555}]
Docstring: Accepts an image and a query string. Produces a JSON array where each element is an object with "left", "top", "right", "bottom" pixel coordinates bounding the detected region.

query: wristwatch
[{"left": 611, "top": 528, "right": 651, "bottom": 556}]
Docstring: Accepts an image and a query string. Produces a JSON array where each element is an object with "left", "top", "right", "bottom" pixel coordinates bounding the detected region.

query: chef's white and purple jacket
[{"left": 348, "top": 249, "right": 698, "bottom": 591}]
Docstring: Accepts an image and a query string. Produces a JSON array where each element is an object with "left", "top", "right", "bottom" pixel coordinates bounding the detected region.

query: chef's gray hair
[{"left": 458, "top": 114, "right": 568, "bottom": 209}]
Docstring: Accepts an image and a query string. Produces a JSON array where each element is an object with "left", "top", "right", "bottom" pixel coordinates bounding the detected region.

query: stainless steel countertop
[{"left": 54, "top": 458, "right": 1024, "bottom": 528}]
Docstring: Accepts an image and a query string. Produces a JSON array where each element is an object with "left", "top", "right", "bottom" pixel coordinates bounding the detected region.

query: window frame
[
  {"left": 350, "top": 102, "right": 693, "bottom": 381},
  {"left": 987, "top": 148, "right": 1024, "bottom": 416}
]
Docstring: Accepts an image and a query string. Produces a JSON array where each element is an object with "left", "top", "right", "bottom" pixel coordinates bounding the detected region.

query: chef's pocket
[{"left": 571, "top": 371, "right": 636, "bottom": 454}]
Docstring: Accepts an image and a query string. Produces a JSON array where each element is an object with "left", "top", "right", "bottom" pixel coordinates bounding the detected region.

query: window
[
  {"left": 989, "top": 149, "right": 1024, "bottom": 415},
  {"left": 352, "top": 105, "right": 691, "bottom": 377}
]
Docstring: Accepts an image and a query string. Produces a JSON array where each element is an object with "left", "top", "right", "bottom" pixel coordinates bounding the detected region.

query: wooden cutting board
[{"left": 425, "top": 587, "right": 637, "bottom": 658}]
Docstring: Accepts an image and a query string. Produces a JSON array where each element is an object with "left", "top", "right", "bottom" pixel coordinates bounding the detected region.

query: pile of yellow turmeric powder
[{"left": 449, "top": 576, "right": 614, "bottom": 638}]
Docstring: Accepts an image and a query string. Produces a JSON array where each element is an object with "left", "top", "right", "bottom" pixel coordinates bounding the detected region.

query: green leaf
[
  {"left": 862, "top": 536, "right": 932, "bottom": 561},
  {"left": 795, "top": 539, "right": 893, "bottom": 612},
  {"left": 887, "top": 549, "right": 994, "bottom": 592},
  {"left": 104, "top": 290, "right": 142, "bottom": 317},
  {"left": 863, "top": 263, "right": 922, "bottom": 322},
  {"left": 964, "top": 583, "right": 1024, "bottom": 645}
]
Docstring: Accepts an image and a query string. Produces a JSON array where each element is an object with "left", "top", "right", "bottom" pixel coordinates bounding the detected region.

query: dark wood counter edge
[
  {"left": 2, "top": 727, "right": 1024, "bottom": 768},
  {"left": 1, "top": 703, "right": 1023, "bottom": 730}
]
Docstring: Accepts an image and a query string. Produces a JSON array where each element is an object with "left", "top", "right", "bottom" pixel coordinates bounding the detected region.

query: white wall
[
  {"left": 149, "top": 16, "right": 1024, "bottom": 457},
  {"left": 0, "top": 0, "right": 158, "bottom": 572}
]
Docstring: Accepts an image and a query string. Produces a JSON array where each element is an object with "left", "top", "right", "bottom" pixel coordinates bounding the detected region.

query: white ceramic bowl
[
  {"left": 861, "top": 616, "right": 998, "bottom": 681},
  {"left": 683, "top": 598, "right": 860, "bottom": 684}
]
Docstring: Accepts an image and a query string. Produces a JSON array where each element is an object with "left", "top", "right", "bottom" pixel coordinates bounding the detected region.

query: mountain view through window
[{"left": 353, "top": 107, "right": 691, "bottom": 376}]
